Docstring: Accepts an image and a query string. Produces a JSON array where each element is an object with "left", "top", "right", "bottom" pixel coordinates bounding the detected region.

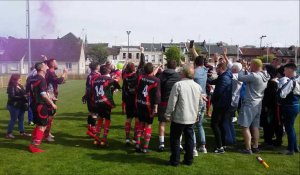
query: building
[{"left": 0, "top": 33, "right": 85, "bottom": 75}]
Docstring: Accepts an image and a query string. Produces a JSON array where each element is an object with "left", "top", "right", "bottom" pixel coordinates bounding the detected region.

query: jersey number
[
  {"left": 142, "top": 85, "right": 148, "bottom": 97},
  {"left": 95, "top": 85, "right": 104, "bottom": 96}
]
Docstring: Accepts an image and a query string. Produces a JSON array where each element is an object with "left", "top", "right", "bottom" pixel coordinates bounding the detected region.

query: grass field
[{"left": 0, "top": 80, "right": 299, "bottom": 175}]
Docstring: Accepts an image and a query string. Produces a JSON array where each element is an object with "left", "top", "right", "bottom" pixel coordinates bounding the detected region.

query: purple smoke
[{"left": 38, "top": 1, "right": 56, "bottom": 34}]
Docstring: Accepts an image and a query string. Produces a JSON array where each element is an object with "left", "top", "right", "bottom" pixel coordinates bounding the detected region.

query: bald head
[{"left": 181, "top": 64, "right": 194, "bottom": 79}]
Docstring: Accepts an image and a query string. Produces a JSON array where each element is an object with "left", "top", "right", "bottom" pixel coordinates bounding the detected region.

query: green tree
[
  {"left": 86, "top": 44, "right": 108, "bottom": 64},
  {"left": 164, "top": 46, "right": 182, "bottom": 65},
  {"left": 256, "top": 54, "right": 275, "bottom": 63}
]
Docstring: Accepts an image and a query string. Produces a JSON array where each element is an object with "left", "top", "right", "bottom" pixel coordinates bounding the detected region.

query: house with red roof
[{"left": 0, "top": 33, "right": 85, "bottom": 74}]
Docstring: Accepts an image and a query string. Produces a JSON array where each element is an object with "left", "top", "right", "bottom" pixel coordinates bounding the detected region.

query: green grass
[{"left": 0, "top": 80, "right": 299, "bottom": 175}]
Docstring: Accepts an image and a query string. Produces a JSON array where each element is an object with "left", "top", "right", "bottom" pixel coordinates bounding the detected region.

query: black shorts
[
  {"left": 32, "top": 104, "right": 49, "bottom": 126},
  {"left": 87, "top": 100, "right": 96, "bottom": 113},
  {"left": 137, "top": 104, "right": 154, "bottom": 124},
  {"left": 95, "top": 104, "right": 112, "bottom": 120},
  {"left": 48, "top": 101, "right": 56, "bottom": 116},
  {"left": 125, "top": 96, "right": 136, "bottom": 119}
]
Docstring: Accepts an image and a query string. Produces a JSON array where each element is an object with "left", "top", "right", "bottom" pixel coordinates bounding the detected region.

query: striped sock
[
  {"left": 125, "top": 121, "right": 131, "bottom": 140},
  {"left": 102, "top": 119, "right": 111, "bottom": 143},
  {"left": 143, "top": 127, "right": 152, "bottom": 149}
]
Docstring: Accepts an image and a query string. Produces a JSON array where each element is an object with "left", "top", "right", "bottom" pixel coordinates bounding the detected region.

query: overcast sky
[{"left": 0, "top": 1, "right": 299, "bottom": 47}]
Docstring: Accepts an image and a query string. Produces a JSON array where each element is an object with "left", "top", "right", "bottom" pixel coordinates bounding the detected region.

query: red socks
[
  {"left": 44, "top": 117, "right": 53, "bottom": 138},
  {"left": 125, "top": 121, "right": 131, "bottom": 139},
  {"left": 29, "top": 127, "right": 45, "bottom": 153},
  {"left": 102, "top": 119, "right": 111, "bottom": 144},
  {"left": 143, "top": 127, "right": 152, "bottom": 149},
  {"left": 136, "top": 123, "right": 144, "bottom": 146}
]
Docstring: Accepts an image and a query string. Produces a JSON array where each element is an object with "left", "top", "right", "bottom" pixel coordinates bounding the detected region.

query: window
[
  {"left": 128, "top": 53, "right": 132, "bottom": 59},
  {"left": 9, "top": 63, "right": 18, "bottom": 71},
  {"left": 136, "top": 53, "right": 140, "bottom": 59},
  {"left": 145, "top": 55, "right": 149, "bottom": 62},
  {"left": 113, "top": 55, "right": 117, "bottom": 60},
  {"left": 123, "top": 53, "right": 126, "bottom": 59},
  {"left": 152, "top": 55, "right": 155, "bottom": 63},
  {"left": 66, "top": 63, "right": 72, "bottom": 69}
]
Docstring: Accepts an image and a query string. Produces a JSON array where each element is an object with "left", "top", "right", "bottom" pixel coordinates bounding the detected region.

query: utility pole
[{"left": 26, "top": 0, "right": 31, "bottom": 74}]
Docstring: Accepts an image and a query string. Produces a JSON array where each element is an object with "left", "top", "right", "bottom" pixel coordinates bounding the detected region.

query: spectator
[
  {"left": 157, "top": 60, "right": 181, "bottom": 152},
  {"left": 208, "top": 63, "right": 233, "bottom": 154},
  {"left": 261, "top": 65, "right": 282, "bottom": 148},
  {"left": 278, "top": 63, "right": 300, "bottom": 155},
  {"left": 165, "top": 64, "right": 202, "bottom": 166},
  {"left": 204, "top": 59, "right": 213, "bottom": 117},
  {"left": 6, "top": 74, "right": 31, "bottom": 138},
  {"left": 238, "top": 59, "right": 270, "bottom": 154},
  {"left": 223, "top": 62, "right": 243, "bottom": 146}
]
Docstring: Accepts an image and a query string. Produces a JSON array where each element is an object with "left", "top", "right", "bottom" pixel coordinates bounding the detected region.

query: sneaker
[
  {"left": 214, "top": 147, "right": 225, "bottom": 154},
  {"left": 49, "top": 133, "right": 55, "bottom": 138},
  {"left": 45, "top": 136, "right": 55, "bottom": 142},
  {"left": 100, "top": 141, "right": 108, "bottom": 147},
  {"left": 6, "top": 133, "right": 15, "bottom": 139},
  {"left": 240, "top": 149, "right": 253, "bottom": 154},
  {"left": 252, "top": 147, "right": 261, "bottom": 153},
  {"left": 131, "top": 139, "right": 136, "bottom": 144},
  {"left": 158, "top": 145, "right": 165, "bottom": 152},
  {"left": 232, "top": 117, "right": 237, "bottom": 123},
  {"left": 125, "top": 139, "right": 131, "bottom": 145},
  {"left": 193, "top": 148, "right": 199, "bottom": 156},
  {"left": 198, "top": 147, "right": 207, "bottom": 154},
  {"left": 29, "top": 144, "right": 44, "bottom": 153},
  {"left": 28, "top": 122, "right": 35, "bottom": 126},
  {"left": 135, "top": 145, "right": 142, "bottom": 153},
  {"left": 20, "top": 132, "right": 32, "bottom": 137},
  {"left": 143, "top": 148, "right": 150, "bottom": 154},
  {"left": 280, "top": 150, "right": 295, "bottom": 155}
]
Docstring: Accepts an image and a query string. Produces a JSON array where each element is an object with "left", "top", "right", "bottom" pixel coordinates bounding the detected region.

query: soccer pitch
[{"left": 0, "top": 80, "right": 299, "bottom": 175}]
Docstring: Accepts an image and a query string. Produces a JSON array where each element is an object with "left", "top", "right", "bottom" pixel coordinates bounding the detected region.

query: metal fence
[{"left": 0, "top": 74, "right": 87, "bottom": 88}]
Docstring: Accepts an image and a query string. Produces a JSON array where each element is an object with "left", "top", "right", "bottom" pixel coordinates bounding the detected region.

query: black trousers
[
  {"left": 170, "top": 122, "right": 194, "bottom": 166},
  {"left": 211, "top": 107, "right": 227, "bottom": 148},
  {"left": 261, "top": 109, "right": 283, "bottom": 146}
]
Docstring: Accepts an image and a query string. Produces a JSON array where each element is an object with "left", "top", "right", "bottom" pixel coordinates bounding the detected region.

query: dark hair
[
  {"left": 35, "top": 62, "right": 44, "bottom": 71},
  {"left": 8, "top": 74, "right": 21, "bottom": 87},
  {"left": 126, "top": 62, "right": 135, "bottom": 73},
  {"left": 46, "top": 58, "right": 56, "bottom": 68},
  {"left": 89, "top": 61, "right": 100, "bottom": 71},
  {"left": 100, "top": 65, "right": 109, "bottom": 75},
  {"left": 194, "top": 55, "right": 205, "bottom": 66},
  {"left": 167, "top": 60, "right": 177, "bottom": 69},
  {"left": 277, "top": 66, "right": 285, "bottom": 77},
  {"left": 144, "top": 63, "right": 154, "bottom": 75},
  {"left": 284, "top": 63, "right": 297, "bottom": 71},
  {"left": 217, "top": 63, "right": 227, "bottom": 71},
  {"left": 265, "top": 65, "right": 277, "bottom": 79}
]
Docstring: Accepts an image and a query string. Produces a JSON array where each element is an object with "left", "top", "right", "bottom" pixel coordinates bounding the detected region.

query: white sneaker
[
  {"left": 6, "top": 133, "right": 15, "bottom": 139},
  {"left": 45, "top": 135, "right": 55, "bottom": 142},
  {"left": 49, "top": 133, "right": 55, "bottom": 138},
  {"left": 131, "top": 140, "right": 136, "bottom": 144},
  {"left": 180, "top": 145, "right": 184, "bottom": 151},
  {"left": 198, "top": 147, "right": 208, "bottom": 154},
  {"left": 232, "top": 117, "right": 237, "bottom": 123},
  {"left": 125, "top": 139, "right": 131, "bottom": 145},
  {"left": 193, "top": 148, "right": 199, "bottom": 157}
]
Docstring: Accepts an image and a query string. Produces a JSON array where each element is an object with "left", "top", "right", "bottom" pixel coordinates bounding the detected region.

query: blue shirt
[{"left": 194, "top": 66, "right": 208, "bottom": 95}]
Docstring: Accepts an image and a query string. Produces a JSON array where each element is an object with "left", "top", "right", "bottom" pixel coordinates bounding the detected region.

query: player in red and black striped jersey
[
  {"left": 135, "top": 63, "right": 161, "bottom": 153},
  {"left": 83, "top": 62, "right": 100, "bottom": 138},
  {"left": 44, "top": 58, "right": 68, "bottom": 142},
  {"left": 122, "top": 62, "right": 139, "bottom": 145},
  {"left": 28, "top": 62, "right": 57, "bottom": 153},
  {"left": 91, "top": 65, "right": 121, "bottom": 146}
]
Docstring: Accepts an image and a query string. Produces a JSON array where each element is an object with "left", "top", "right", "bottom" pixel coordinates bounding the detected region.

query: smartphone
[{"left": 189, "top": 40, "right": 194, "bottom": 48}]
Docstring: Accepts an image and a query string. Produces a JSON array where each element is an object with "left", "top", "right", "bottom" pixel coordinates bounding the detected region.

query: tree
[
  {"left": 256, "top": 54, "right": 275, "bottom": 63},
  {"left": 164, "top": 46, "right": 182, "bottom": 65},
  {"left": 86, "top": 44, "right": 108, "bottom": 64}
]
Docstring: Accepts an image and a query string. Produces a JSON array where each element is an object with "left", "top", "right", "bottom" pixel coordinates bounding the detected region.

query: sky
[{"left": 0, "top": 0, "right": 299, "bottom": 47}]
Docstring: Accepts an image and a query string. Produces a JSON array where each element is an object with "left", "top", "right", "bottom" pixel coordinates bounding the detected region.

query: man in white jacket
[{"left": 165, "top": 64, "right": 203, "bottom": 166}]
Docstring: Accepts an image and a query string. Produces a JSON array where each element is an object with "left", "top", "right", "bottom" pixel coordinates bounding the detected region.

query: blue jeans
[
  {"left": 223, "top": 106, "right": 236, "bottom": 145},
  {"left": 28, "top": 98, "right": 33, "bottom": 123},
  {"left": 282, "top": 104, "right": 299, "bottom": 152},
  {"left": 7, "top": 105, "right": 25, "bottom": 133},
  {"left": 194, "top": 105, "right": 206, "bottom": 145}
]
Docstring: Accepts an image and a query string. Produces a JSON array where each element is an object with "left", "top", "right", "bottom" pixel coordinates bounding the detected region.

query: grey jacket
[
  {"left": 238, "top": 70, "right": 270, "bottom": 106},
  {"left": 165, "top": 78, "right": 202, "bottom": 124}
]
